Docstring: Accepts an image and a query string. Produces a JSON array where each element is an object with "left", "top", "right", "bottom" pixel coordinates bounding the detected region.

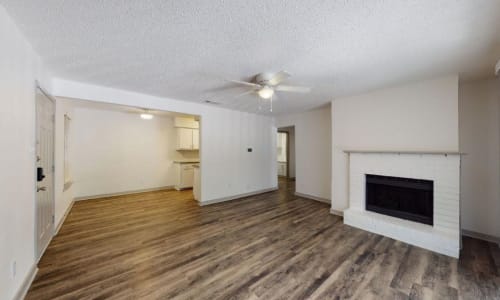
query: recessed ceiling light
[{"left": 140, "top": 113, "right": 154, "bottom": 120}]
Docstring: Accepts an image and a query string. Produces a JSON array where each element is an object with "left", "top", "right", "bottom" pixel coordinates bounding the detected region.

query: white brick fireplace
[{"left": 343, "top": 151, "right": 461, "bottom": 258}]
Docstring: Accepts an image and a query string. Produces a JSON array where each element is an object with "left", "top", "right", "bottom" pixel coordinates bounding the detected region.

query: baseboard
[
  {"left": 75, "top": 186, "right": 174, "bottom": 201},
  {"left": 174, "top": 186, "right": 193, "bottom": 191},
  {"left": 199, "top": 187, "right": 278, "bottom": 206},
  {"left": 330, "top": 208, "right": 344, "bottom": 217},
  {"left": 462, "top": 229, "right": 500, "bottom": 246},
  {"left": 294, "top": 192, "right": 331, "bottom": 204},
  {"left": 55, "top": 199, "right": 74, "bottom": 235},
  {"left": 13, "top": 264, "right": 38, "bottom": 300}
]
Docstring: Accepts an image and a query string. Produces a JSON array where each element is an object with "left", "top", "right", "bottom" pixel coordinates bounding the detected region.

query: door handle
[
  {"left": 37, "top": 167, "right": 45, "bottom": 182},
  {"left": 37, "top": 186, "right": 46, "bottom": 192}
]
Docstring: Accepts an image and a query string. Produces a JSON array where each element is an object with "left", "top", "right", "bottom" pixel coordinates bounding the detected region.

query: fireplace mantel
[{"left": 343, "top": 149, "right": 465, "bottom": 155}]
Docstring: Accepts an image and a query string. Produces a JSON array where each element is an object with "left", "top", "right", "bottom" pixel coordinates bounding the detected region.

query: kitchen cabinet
[
  {"left": 176, "top": 128, "right": 199, "bottom": 150},
  {"left": 177, "top": 128, "right": 193, "bottom": 150},
  {"left": 180, "top": 164, "right": 194, "bottom": 188},
  {"left": 174, "top": 162, "right": 198, "bottom": 190},
  {"left": 192, "top": 129, "right": 199, "bottom": 150},
  {"left": 174, "top": 117, "right": 199, "bottom": 129}
]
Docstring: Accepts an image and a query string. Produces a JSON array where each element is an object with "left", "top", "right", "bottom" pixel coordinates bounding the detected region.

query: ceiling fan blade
[
  {"left": 215, "top": 89, "right": 255, "bottom": 105},
  {"left": 232, "top": 89, "right": 255, "bottom": 99},
  {"left": 228, "top": 79, "right": 261, "bottom": 88},
  {"left": 275, "top": 85, "right": 311, "bottom": 93},
  {"left": 268, "top": 71, "right": 291, "bottom": 86}
]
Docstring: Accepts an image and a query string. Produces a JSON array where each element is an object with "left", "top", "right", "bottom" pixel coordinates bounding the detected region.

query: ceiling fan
[{"left": 226, "top": 71, "right": 311, "bottom": 111}]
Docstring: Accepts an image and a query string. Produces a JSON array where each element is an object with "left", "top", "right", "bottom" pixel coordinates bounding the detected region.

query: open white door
[{"left": 35, "top": 87, "right": 55, "bottom": 259}]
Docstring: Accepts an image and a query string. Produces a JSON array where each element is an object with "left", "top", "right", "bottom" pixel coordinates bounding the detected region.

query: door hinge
[
  {"left": 52, "top": 114, "right": 55, "bottom": 123},
  {"left": 52, "top": 215, "right": 55, "bottom": 224},
  {"left": 52, "top": 165, "right": 55, "bottom": 172}
]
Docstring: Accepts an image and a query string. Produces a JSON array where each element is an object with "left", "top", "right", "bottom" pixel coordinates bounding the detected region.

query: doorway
[
  {"left": 35, "top": 87, "right": 55, "bottom": 260},
  {"left": 58, "top": 99, "right": 201, "bottom": 201},
  {"left": 277, "top": 126, "right": 295, "bottom": 179}
]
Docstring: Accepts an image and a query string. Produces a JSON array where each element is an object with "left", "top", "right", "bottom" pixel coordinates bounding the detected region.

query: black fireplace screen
[{"left": 365, "top": 174, "right": 433, "bottom": 225}]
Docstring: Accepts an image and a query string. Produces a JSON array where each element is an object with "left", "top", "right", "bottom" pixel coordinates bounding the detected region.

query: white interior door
[{"left": 35, "top": 88, "right": 55, "bottom": 259}]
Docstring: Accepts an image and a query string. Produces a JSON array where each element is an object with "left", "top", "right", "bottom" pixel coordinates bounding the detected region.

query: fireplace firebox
[{"left": 365, "top": 174, "right": 433, "bottom": 225}]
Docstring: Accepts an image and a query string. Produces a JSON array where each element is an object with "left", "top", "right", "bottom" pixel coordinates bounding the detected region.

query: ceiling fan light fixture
[{"left": 258, "top": 86, "right": 274, "bottom": 99}]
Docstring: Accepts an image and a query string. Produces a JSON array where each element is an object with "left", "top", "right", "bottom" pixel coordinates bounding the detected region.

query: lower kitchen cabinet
[{"left": 174, "top": 162, "right": 198, "bottom": 190}]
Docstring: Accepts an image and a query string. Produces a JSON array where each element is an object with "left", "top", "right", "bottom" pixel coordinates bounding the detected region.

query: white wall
[
  {"left": 69, "top": 104, "right": 194, "bottom": 198},
  {"left": 331, "top": 76, "right": 459, "bottom": 212},
  {"left": 459, "top": 78, "right": 500, "bottom": 239},
  {"left": 276, "top": 105, "right": 332, "bottom": 200},
  {"left": 52, "top": 79, "right": 277, "bottom": 205},
  {"left": 0, "top": 6, "right": 51, "bottom": 300}
]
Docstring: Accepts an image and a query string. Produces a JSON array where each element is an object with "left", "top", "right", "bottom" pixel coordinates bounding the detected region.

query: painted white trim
[
  {"left": 75, "top": 186, "right": 174, "bottom": 201},
  {"left": 199, "top": 187, "right": 278, "bottom": 206},
  {"left": 462, "top": 229, "right": 500, "bottom": 246},
  {"left": 294, "top": 192, "right": 331, "bottom": 204},
  {"left": 36, "top": 240, "right": 51, "bottom": 266},
  {"left": 13, "top": 264, "right": 38, "bottom": 300},
  {"left": 330, "top": 208, "right": 344, "bottom": 217},
  {"left": 54, "top": 199, "right": 74, "bottom": 235},
  {"left": 174, "top": 186, "right": 193, "bottom": 191}
]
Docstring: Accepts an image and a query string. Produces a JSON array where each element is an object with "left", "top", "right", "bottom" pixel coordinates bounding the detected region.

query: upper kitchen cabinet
[
  {"left": 192, "top": 128, "right": 199, "bottom": 150},
  {"left": 174, "top": 117, "right": 199, "bottom": 129},
  {"left": 175, "top": 117, "right": 199, "bottom": 151},
  {"left": 177, "top": 127, "right": 194, "bottom": 150}
]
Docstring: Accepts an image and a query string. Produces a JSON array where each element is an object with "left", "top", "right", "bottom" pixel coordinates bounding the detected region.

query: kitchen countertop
[{"left": 173, "top": 160, "right": 200, "bottom": 164}]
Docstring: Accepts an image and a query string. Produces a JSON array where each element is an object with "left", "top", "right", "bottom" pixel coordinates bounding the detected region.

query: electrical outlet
[{"left": 12, "top": 261, "right": 16, "bottom": 278}]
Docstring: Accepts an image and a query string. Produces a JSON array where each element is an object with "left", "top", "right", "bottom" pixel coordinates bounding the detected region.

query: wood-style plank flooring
[{"left": 27, "top": 179, "right": 500, "bottom": 299}]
